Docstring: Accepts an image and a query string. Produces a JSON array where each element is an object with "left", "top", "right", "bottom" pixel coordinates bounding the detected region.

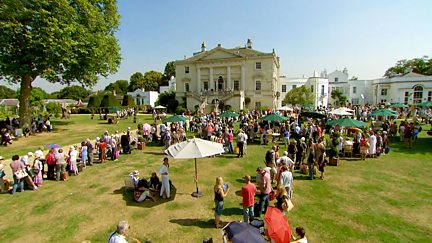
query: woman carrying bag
[{"left": 10, "top": 155, "right": 26, "bottom": 194}]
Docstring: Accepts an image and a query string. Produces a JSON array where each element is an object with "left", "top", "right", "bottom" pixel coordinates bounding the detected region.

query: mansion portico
[{"left": 175, "top": 40, "right": 280, "bottom": 112}]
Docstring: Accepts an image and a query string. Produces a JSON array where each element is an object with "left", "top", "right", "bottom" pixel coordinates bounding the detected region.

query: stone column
[
  {"left": 241, "top": 65, "right": 245, "bottom": 91},
  {"left": 197, "top": 68, "right": 201, "bottom": 92},
  {"left": 227, "top": 66, "right": 231, "bottom": 90},
  {"left": 210, "top": 67, "right": 214, "bottom": 91}
]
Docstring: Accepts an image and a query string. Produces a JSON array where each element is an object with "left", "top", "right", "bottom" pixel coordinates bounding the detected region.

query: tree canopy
[
  {"left": 0, "top": 0, "right": 121, "bottom": 127},
  {"left": 100, "top": 93, "right": 120, "bottom": 108},
  {"left": 57, "top": 85, "right": 91, "bottom": 100},
  {"left": 105, "top": 79, "right": 129, "bottom": 96},
  {"left": 128, "top": 71, "right": 163, "bottom": 92},
  {"left": 283, "top": 85, "right": 314, "bottom": 106},
  {"left": 0, "top": 85, "right": 15, "bottom": 99},
  {"left": 331, "top": 89, "right": 347, "bottom": 106},
  {"left": 385, "top": 56, "right": 432, "bottom": 77},
  {"left": 163, "top": 61, "right": 176, "bottom": 80},
  {"left": 156, "top": 91, "right": 177, "bottom": 113},
  {"left": 128, "top": 72, "right": 145, "bottom": 92}
]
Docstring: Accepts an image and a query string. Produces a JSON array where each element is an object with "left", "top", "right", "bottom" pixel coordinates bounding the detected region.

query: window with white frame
[
  {"left": 292, "top": 85, "right": 297, "bottom": 89},
  {"left": 203, "top": 82, "right": 209, "bottom": 91},
  {"left": 404, "top": 91, "right": 409, "bottom": 104},
  {"left": 381, "top": 89, "right": 388, "bottom": 96},
  {"left": 334, "top": 77, "right": 338, "bottom": 82},
  {"left": 255, "top": 80, "right": 261, "bottom": 91},
  {"left": 282, "top": 85, "right": 286, "bottom": 92},
  {"left": 428, "top": 91, "right": 431, "bottom": 101},
  {"left": 185, "top": 83, "right": 190, "bottom": 92},
  {"left": 321, "top": 85, "right": 325, "bottom": 95},
  {"left": 255, "top": 62, "right": 262, "bottom": 70},
  {"left": 413, "top": 86, "right": 423, "bottom": 103},
  {"left": 185, "top": 66, "right": 189, "bottom": 74},
  {"left": 310, "top": 85, "right": 314, "bottom": 92},
  {"left": 353, "top": 87, "right": 357, "bottom": 94},
  {"left": 233, "top": 80, "right": 239, "bottom": 91}
]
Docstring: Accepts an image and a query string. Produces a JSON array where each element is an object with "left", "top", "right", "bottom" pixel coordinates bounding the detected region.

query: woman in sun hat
[
  {"left": 32, "top": 153, "right": 43, "bottom": 186},
  {"left": 69, "top": 146, "right": 78, "bottom": 176}
]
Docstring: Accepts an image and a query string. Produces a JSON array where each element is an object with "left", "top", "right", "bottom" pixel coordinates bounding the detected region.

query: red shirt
[
  {"left": 242, "top": 183, "right": 257, "bottom": 207},
  {"left": 98, "top": 142, "right": 107, "bottom": 151}
]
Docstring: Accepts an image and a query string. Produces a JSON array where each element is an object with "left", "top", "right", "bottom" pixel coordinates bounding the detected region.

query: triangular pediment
[{"left": 198, "top": 48, "right": 243, "bottom": 61}]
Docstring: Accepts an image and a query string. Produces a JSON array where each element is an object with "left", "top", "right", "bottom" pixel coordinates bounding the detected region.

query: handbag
[
  {"left": 269, "top": 190, "right": 276, "bottom": 201},
  {"left": 14, "top": 169, "right": 28, "bottom": 179},
  {"left": 283, "top": 199, "right": 294, "bottom": 212}
]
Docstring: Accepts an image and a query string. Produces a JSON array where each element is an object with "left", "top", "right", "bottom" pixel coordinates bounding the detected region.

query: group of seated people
[{"left": 128, "top": 170, "right": 162, "bottom": 202}]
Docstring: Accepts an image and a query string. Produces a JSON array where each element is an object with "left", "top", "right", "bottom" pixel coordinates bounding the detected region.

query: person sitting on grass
[
  {"left": 134, "top": 187, "right": 156, "bottom": 202},
  {"left": 291, "top": 226, "right": 308, "bottom": 243},
  {"left": 149, "top": 172, "right": 161, "bottom": 191}
]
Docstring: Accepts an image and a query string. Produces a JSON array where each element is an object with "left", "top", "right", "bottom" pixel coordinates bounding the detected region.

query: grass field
[{"left": 0, "top": 115, "right": 431, "bottom": 243}]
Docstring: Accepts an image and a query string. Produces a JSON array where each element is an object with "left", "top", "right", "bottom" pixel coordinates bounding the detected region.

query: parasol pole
[{"left": 192, "top": 158, "right": 203, "bottom": 197}]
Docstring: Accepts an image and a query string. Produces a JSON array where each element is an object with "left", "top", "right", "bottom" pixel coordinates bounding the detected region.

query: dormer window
[{"left": 335, "top": 77, "right": 338, "bottom": 82}]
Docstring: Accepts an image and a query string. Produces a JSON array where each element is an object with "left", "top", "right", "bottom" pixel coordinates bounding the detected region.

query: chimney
[
  {"left": 201, "top": 41, "right": 207, "bottom": 52},
  {"left": 246, "top": 39, "right": 252, "bottom": 49}
]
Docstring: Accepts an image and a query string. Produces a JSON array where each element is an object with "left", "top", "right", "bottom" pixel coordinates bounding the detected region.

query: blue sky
[{"left": 12, "top": 0, "right": 432, "bottom": 91}]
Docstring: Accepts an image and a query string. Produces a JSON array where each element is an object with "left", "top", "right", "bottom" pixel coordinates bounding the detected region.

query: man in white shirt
[
  {"left": 237, "top": 130, "right": 247, "bottom": 158},
  {"left": 108, "top": 220, "right": 129, "bottom": 243},
  {"left": 280, "top": 166, "right": 294, "bottom": 199},
  {"left": 277, "top": 151, "right": 294, "bottom": 171}
]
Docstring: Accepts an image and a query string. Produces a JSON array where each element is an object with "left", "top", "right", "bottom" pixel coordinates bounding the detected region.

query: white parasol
[{"left": 165, "top": 138, "right": 225, "bottom": 197}]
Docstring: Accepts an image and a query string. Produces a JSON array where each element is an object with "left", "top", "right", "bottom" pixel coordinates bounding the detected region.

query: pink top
[
  {"left": 227, "top": 133, "right": 234, "bottom": 143},
  {"left": 10, "top": 160, "right": 24, "bottom": 173}
]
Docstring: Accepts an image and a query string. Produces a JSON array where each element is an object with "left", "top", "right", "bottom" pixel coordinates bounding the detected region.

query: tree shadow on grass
[
  {"left": 293, "top": 175, "right": 313, "bottom": 181},
  {"left": 169, "top": 218, "right": 215, "bottom": 229},
  {"left": 112, "top": 186, "right": 177, "bottom": 208},
  {"left": 51, "top": 120, "right": 75, "bottom": 126},
  {"left": 235, "top": 176, "right": 256, "bottom": 184}
]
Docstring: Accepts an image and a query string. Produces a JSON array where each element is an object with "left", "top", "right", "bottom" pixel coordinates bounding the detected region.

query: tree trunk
[{"left": 18, "top": 75, "right": 34, "bottom": 129}]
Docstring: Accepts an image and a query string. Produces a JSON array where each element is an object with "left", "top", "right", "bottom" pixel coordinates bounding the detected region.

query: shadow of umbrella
[{"left": 165, "top": 138, "right": 225, "bottom": 197}]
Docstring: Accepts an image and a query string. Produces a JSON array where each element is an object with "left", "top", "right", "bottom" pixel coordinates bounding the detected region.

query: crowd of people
[{"left": 1, "top": 104, "right": 430, "bottom": 243}]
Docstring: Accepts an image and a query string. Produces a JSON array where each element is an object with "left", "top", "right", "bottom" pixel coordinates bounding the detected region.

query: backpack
[{"left": 265, "top": 150, "right": 273, "bottom": 163}]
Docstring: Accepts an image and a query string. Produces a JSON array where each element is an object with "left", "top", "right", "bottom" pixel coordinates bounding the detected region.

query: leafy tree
[
  {"left": 100, "top": 93, "right": 120, "bottom": 108},
  {"left": 57, "top": 85, "right": 90, "bottom": 100},
  {"left": 163, "top": 61, "right": 176, "bottom": 81},
  {"left": 331, "top": 89, "right": 348, "bottom": 106},
  {"left": 155, "top": 90, "right": 178, "bottom": 112},
  {"left": 0, "top": 85, "right": 15, "bottom": 98},
  {"left": 0, "top": 0, "right": 121, "bottom": 128},
  {"left": 105, "top": 79, "right": 129, "bottom": 96},
  {"left": 143, "top": 71, "right": 163, "bottom": 91},
  {"left": 128, "top": 72, "right": 145, "bottom": 92},
  {"left": 87, "top": 95, "right": 101, "bottom": 109},
  {"left": 385, "top": 56, "right": 432, "bottom": 77},
  {"left": 284, "top": 85, "right": 314, "bottom": 106},
  {"left": 45, "top": 102, "right": 62, "bottom": 117},
  {"left": 122, "top": 94, "right": 135, "bottom": 107},
  {"left": 50, "top": 91, "right": 61, "bottom": 99}
]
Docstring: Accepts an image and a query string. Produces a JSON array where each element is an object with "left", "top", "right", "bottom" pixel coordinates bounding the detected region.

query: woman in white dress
[
  {"left": 368, "top": 131, "right": 377, "bottom": 157},
  {"left": 68, "top": 146, "right": 78, "bottom": 175}
]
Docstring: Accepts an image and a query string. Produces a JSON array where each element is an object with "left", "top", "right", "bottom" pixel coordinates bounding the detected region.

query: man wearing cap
[{"left": 242, "top": 175, "right": 256, "bottom": 223}]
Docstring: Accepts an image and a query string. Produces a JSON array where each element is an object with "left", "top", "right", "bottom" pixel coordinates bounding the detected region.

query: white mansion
[
  {"left": 175, "top": 40, "right": 432, "bottom": 110},
  {"left": 279, "top": 69, "right": 432, "bottom": 107},
  {"left": 175, "top": 40, "right": 280, "bottom": 112}
]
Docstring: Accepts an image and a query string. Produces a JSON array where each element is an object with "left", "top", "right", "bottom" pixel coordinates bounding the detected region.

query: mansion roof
[{"left": 177, "top": 45, "right": 274, "bottom": 64}]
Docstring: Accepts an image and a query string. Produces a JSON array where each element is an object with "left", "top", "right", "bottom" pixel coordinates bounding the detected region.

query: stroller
[{"left": 121, "top": 134, "right": 131, "bottom": 154}]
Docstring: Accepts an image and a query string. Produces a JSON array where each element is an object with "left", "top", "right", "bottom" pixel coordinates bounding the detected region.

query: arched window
[{"left": 413, "top": 85, "right": 423, "bottom": 103}]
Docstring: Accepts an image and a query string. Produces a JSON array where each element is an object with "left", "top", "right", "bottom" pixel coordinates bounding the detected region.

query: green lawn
[{"left": 0, "top": 115, "right": 431, "bottom": 243}]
